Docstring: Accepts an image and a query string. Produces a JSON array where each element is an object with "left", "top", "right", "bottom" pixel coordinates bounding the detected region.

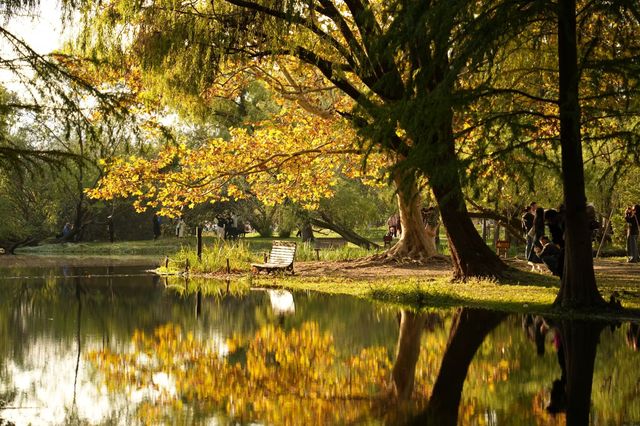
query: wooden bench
[
  {"left": 251, "top": 241, "right": 297, "bottom": 274},
  {"left": 496, "top": 240, "right": 510, "bottom": 258}
]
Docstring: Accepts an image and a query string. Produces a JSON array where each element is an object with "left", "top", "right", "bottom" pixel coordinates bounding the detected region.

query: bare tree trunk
[
  {"left": 299, "top": 221, "right": 314, "bottom": 242},
  {"left": 384, "top": 172, "right": 439, "bottom": 261},
  {"left": 554, "top": 0, "right": 605, "bottom": 308},
  {"left": 416, "top": 112, "right": 507, "bottom": 278},
  {"left": 432, "top": 178, "right": 507, "bottom": 279}
]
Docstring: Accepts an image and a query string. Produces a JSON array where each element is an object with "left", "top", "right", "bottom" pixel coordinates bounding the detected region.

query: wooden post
[
  {"left": 197, "top": 226, "right": 203, "bottom": 261},
  {"left": 226, "top": 258, "right": 230, "bottom": 274},
  {"left": 165, "top": 256, "right": 169, "bottom": 268}
]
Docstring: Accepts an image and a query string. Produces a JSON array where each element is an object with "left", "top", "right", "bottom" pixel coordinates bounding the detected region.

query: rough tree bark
[
  {"left": 408, "top": 107, "right": 507, "bottom": 278},
  {"left": 382, "top": 172, "right": 439, "bottom": 262},
  {"left": 554, "top": 0, "right": 605, "bottom": 308},
  {"left": 299, "top": 221, "right": 314, "bottom": 243},
  {"left": 432, "top": 175, "right": 507, "bottom": 279}
]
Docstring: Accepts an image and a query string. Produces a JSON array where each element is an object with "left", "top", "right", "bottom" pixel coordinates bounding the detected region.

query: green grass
[
  {"left": 18, "top": 238, "right": 194, "bottom": 256},
  {"left": 295, "top": 243, "right": 374, "bottom": 261},
  {"left": 247, "top": 266, "right": 640, "bottom": 321}
]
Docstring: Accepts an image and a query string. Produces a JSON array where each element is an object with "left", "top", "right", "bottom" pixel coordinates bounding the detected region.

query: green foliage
[
  {"left": 319, "top": 178, "right": 395, "bottom": 229},
  {"left": 276, "top": 205, "right": 297, "bottom": 238}
]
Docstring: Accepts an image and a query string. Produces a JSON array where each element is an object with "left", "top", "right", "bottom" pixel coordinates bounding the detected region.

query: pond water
[{"left": 0, "top": 265, "right": 639, "bottom": 425}]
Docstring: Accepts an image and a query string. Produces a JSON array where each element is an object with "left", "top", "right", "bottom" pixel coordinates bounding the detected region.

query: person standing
[
  {"left": 177, "top": 217, "right": 187, "bottom": 238},
  {"left": 522, "top": 202, "right": 536, "bottom": 260},
  {"left": 528, "top": 206, "right": 545, "bottom": 263},
  {"left": 625, "top": 205, "right": 640, "bottom": 262}
]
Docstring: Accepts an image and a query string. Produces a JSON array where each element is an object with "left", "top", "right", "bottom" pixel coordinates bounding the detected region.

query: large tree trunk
[
  {"left": 432, "top": 177, "right": 507, "bottom": 279},
  {"left": 411, "top": 108, "right": 507, "bottom": 278},
  {"left": 384, "top": 172, "right": 439, "bottom": 261},
  {"left": 409, "top": 308, "right": 506, "bottom": 425},
  {"left": 554, "top": 0, "right": 605, "bottom": 308},
  {"left": 391, "top": 310, "right": 429, "bottom": 399}
]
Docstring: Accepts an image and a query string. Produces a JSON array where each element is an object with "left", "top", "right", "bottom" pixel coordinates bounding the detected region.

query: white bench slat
[{"left": 251, "top": 241, "right": 297, "bottom": 274}]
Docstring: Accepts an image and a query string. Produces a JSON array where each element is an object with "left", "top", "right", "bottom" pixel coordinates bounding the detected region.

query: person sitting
[{"left": 536, "top": 235, "right": 563, "bottom": 277}]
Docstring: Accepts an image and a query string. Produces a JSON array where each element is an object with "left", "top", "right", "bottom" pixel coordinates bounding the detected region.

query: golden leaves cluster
[{"left": 88, "top": 102, "right": 387, "bottom": 217}]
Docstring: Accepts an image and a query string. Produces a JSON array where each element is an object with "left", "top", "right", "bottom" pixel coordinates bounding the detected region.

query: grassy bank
[
  {"left": 15, "top": 237, "right": 640, "bottom": 320},
  {"left": 242, "top": 269, "right": 640, "bottom": 320},
  {"left": 156, "top": 263, "right": 640, "bottom": 321},
  {"left": 19, "top": 236, "right": 376, "bottom": 271}
]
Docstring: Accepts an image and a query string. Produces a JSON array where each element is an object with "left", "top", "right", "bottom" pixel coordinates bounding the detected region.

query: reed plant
[
  {"left": 295, "top": 243, "right": 374, "bottom": 261},
  {"left": 157, "top": 240, "right": 257, "bottom": 274}
]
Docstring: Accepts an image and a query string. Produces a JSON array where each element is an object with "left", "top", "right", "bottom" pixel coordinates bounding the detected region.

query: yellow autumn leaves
[{"left": 88, "top": 102, "right": 387, "bottom": 217}]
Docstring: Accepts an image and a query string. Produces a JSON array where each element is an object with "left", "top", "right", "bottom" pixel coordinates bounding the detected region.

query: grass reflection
[{"left": 162, "top": 276, "right": 251, "bottom": 299}]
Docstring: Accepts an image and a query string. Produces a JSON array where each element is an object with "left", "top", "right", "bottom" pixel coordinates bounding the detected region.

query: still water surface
[{"left": 0, "top": 265, "right": 639, "bottom": 425}]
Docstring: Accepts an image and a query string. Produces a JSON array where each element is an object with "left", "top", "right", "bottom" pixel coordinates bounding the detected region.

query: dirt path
[
  {"left": 295, "top": 256, "right": 640, "bottom": 284},
  {"left": 295, "top": 257, "right": 452, "bottom": 279}
]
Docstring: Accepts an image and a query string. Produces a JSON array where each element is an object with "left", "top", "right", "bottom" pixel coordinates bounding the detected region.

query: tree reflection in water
[
  {"left": 408, "top": 308, "right": 506, "bottom": 425},
  {"left": 85, "top": 307, "right": 612, "bottom": 425},
  {"left": 5, "top": 268, "right": 633, "bottom": 425},
  {"left": 546, "top": 319, "right": 605, "bottom": 426}
]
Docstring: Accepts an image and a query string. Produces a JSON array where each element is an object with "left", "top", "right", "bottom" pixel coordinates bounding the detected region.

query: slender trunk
[
  {"left": 554, "top": 0, "right": 604, "bottom": 308},
  {"left": 408, "top": 308, "right": 506, "bottom": 425},
  {"left": 391, "top": 310, "right": 428, "bottom": 399},
  {"left": 386, "top": 172, "right": 438, "bottom": 260}
]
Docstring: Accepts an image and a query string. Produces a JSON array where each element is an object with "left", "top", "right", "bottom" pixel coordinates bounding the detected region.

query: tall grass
[
  {"left": 295, "top": 243, "right": 374, "bottom": 261},
  {"left": 158, "top": 240, "right": 257, "bottom": 274}
]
